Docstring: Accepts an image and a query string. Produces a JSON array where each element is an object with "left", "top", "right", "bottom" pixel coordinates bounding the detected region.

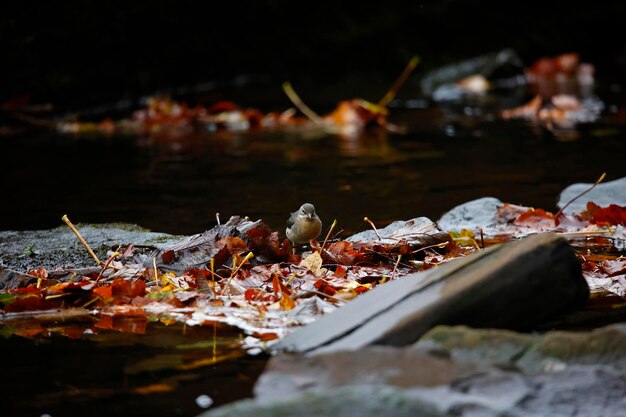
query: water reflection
[{"left": 2, "top": 319, "right": 265, "bottom": 417}]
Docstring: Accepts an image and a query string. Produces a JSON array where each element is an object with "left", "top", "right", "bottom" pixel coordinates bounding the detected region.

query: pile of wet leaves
[{"left": 1, "top": 181, "right": 626, "bottom": 352}]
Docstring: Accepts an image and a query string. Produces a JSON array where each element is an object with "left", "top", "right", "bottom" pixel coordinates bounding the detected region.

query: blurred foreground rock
[{"left": 202, "top": 324, "right": 626, "bottom": 417}]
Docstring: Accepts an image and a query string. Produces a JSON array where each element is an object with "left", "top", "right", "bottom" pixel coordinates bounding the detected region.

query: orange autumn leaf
[
  {"left": 513, "top": 208, "right": 556, "bottom": 228},
  {"left": 93, "top": 285, "right": 113, "bottom": 299},
  {"left": 279, "top": 293, "right": 296, "bottom": 310}
]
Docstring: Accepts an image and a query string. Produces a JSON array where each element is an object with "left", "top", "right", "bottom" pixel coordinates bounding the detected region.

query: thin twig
[
  {"left": 555, "top": 172, "right": 606, "bottom": 219},
  {"left": 282, "top": 82, "right": 324, "bottom": 124},
  {"left": 216, "top": 213, "right": 221, "bottom": 226},
  {"left": 285, "top": 272, "right": 297, "bottom": 287},
  {"left": 378, "top": 55, "right": 420, "bottom": 108},
  {"left": 220, "top": 252, "right": 254, "bottom": 297},
  {"left": 411, "top": 241, "right": 450, "bottom": 254},
  {"left": 363, "top": 217, "right": 382, "bottom": 240},
  {"left": 153, "top": 257, "right": 159, "bottom": 286},
  {"left": 61, "top": 215, "right": 103, "bottom": 266},
  {"left": 95, "top": 251, "right": 119, "bottom": 284},
  {"left": 391, "top": 254, "right": 402, "bottom": 280},
  {"left": 296, "top": 289, "right": 346, "bottom": 304},
  {"left": 321, "top": 219, "right": 337, "bottom": 251}
]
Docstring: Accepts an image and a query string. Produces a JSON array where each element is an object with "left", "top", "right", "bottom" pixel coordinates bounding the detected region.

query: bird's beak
[{"left": 308, "top": 213, "right": 314, "bottom": 220}]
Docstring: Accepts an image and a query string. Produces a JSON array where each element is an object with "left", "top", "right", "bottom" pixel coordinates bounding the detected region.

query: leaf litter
[{"left": 2, "top": 179, "right": 626, "bottom": 352}]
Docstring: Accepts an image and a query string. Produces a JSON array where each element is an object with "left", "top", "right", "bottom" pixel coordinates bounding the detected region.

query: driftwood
[{"left": 275, "top": 233, "right": 588, "bottom": 354}]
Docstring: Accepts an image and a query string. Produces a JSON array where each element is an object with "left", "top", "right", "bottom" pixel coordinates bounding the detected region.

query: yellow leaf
[
  {"left": 279, "top": 293, "right": 296, "bottom": 310},
  {"left": 299, "top": 252, "right": 323, "bottom": 275}
]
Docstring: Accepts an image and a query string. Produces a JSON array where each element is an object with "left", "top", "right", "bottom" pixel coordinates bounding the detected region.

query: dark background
[{"left": 3, "top": 1, "right": 626, "bottom": 109}]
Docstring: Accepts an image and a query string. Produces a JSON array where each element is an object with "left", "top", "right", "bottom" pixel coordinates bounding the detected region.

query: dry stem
[
  {"left": 61, "top": 214, "right": 103, "bottom": 266},
  {"left": 555, "top": 172, "right": 606, "bottom": 219},
  {"left": 363, "top": 217, "right": 382, "bottom": 240},
  {"left": 282, "top": 82, "right": 324, "bottom": 124},
  {"left": 378, "top": 55, "right": 420, "bottom": 108},
  {"left": 321, "top": 219, "right": 338, "bottom": 250}
]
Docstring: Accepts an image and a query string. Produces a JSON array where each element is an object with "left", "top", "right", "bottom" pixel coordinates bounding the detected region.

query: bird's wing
[{"left": 286, "top": 212, "right": 297, "bottom": 228}]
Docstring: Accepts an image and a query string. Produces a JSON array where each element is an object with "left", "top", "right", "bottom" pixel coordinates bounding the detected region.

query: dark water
[
  {"left": 3, "top": 108, "right": 626, "bottom": 237},
  {"left": 2, "top": 100, "right": 626, "bottom": 416},
  {"left": 2, "top": 321, "right": 267, "bottom": 417}
]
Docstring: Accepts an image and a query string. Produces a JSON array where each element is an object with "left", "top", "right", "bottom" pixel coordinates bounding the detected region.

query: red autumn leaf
[
  {"left": 5, "top": 295, "right": 54, "bottom": 312},
  {"left": 354, "top": 286, "right": 370, "bottom": 294},
  {"left": 314, "top": 279, "right": 338, "bottom": 296},
  {"left": 93, "top": 285, "right": 113, "bottom": 299},
  {"left": 324, "top": 241, "right": 362, "bottom": 265},
  {"left": 215, "top": 236, "right": 249, "bottom": 256},
  {"left": 513, "top": 208, "right": 556, "bottom": 228},
  {"left": 161, "top": 250, "right": 176, "bottom": 264},
  {"left": 271, "top": 274, "right": 280, "bottom": 296},
  {"left": 527, "top": 53, "right": 580, "bottom": 79},
  {"left": 208, "top": 101, "right": 238, "bottom": 114},
  {"left": 10, "top": 284, "right": 43, "bottom": 295},
  {"left": 334, "top": 265, "right": 347, "bottom": 279},
  {"left": 587, "top": 203, "right": 626, "bottom": 226},
  {"left": 112, "top": 278, "right": 146, "bottom": 298},
  {"left": 495, "top": 203, "right": 531, "bottom": 224},
  {"left": 245, "top": 288, "right": 268, "bottom": 302}
]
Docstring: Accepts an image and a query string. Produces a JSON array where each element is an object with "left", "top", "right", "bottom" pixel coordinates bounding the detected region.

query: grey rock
[
  {"left": 347, "top": 216, "right": 449, "bottom": 247},
  {"left": 557, "top": 176, "right": 626, "bottom": 214},
  {"left": 201, "top": 385, "right": 449, "bottom": 417},
  {"left": 415, "top": 324, "right": 626, "bottom": 375},
  {"left": 0, "top": 223, "right": 181, "bottom": 272},
  {"left": 436, "top": 197, "right": 503, "bottom": 232},
  {"left": 211, "top": 340, "right": 626, "bottom": 417}
]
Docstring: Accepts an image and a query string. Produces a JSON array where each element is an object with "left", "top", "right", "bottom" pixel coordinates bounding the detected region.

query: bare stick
[
  {"left": 321, "top": 219, "right": 338, "bottom": 250},
  {"left": 555, "top": 172, "right": 606, "bottom": 219},
  {"left": 216, "top": 213, "right": 221, "bottom": 226},
  {"left": 391, "top": 254, "right": 402, "bottom": 279},
  {"left": 95, "top": 251, "right": 119, "bottom": 284},
  {"left": 363, "top": 217, "right": 382, "bottom": 240},
  {"left": 153, "top": 257, "right": 159, "bottom": 285},
  {"left": 61, "top": 215, "right": 103, "bottom": 266},
  {"left": 378, "top": 55, "right": 420, "bottom": 108},
  {"left": 282, "top": 82, "right": 324, "bottom": 124},
  {"left": 220, "top": 252, "right": 254, "bottom": 297}
]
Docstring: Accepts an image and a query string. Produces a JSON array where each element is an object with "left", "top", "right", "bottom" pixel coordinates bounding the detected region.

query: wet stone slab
[
  {"left": 0, "top": 223, "right": 181, "bottom": 272},
  {"left": 201, "top": 324, "right": 626, "bottom": 417}
]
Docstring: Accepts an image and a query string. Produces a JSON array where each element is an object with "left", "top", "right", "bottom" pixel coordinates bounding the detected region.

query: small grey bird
[{"left": 286, "top": 203, "right": 322, "bottom": 245}]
